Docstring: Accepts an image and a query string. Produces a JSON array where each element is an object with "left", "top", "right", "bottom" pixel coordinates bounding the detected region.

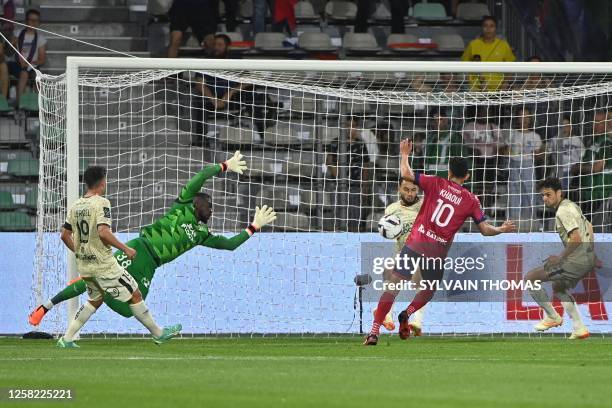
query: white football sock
[
  {"left": 529, "top": 288, "right": 560, "bottom": 319},
  {"left": 43, "top": 299, "right": 54, "bottom": 310},
  {"left": 129, "top": 301, "right": 163, "bottom": 338},
  {"left": 562, "top": 302, "right": 585, "bottom": 330},
  {"left": 63, "top": 302, "right": 97, "bottom": 342}
]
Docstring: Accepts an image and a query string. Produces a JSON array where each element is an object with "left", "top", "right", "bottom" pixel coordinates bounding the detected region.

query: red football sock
[
  {"left": 406, "top": 289, "right": 436, "bottom": 316},
  {"left": 370, "top": 291, "right": 397, "bottom": 335}
]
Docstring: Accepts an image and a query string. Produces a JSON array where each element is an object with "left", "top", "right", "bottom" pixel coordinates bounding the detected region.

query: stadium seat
[
  {"left": 254, "top": 32, "right": 292, "bottom": 51},
  {"left": 412, "top": 2, "right": 452, "bottom": 21},
  {"left": 456, "top": 2, "right": 490, "bottom": 21},
  {"left": 264, "top": 122, "right": 316, "bottom": 146},
  {"left": 24, "top": 189, "right": 60, "bottom": 212},
  {"left": 19, "top": 91, "right": 39, "bottom": 112},
  {"left": 295, "top": 1, "right": 320, "bottom": 22},
  {"left": 372, "top": 2, "right": 391, "bottom": 21},
  {"left": 387, "top": 33, "right": 423, "bottom": 53},
  {"left": 223, "top": 31, "right": 252, "bottom": 52},
  {"left": 219, "top": 124, "right": 261, "bottom": 146},
  {"left": 0, "top": 211, "right": 33, "bottom": 231},
  {"left": 0, "top": 94, "right": 13, "bottom": 113},
  {"left": 7, "top": 158, "right": 39, "bottom": 178},
  {"left": 288, "top": 93, "right": 317, "bottom": 114},
  {"left": 434, "top": 33, "right": 465, "bottom": 52},
  {"left": 298, "top": 32, "right": 337, "bottom": 52},
  {"left": 317, "top": 126, "right": 340, "bottom": 145},
  {"left": 0, "top": 150, "right": 32, "bottom": 173},
  {"left": 324, "top": 1, "right": 357, "bottom": 21},
  {"left": 343, "top": 33, "right": 381, "bottom": 54},
  {"left": 273, "top": 212, "right": 311, "bottom": 231},
  {"left": 0, "top": 191, "right": 16, "bottom": 210}
]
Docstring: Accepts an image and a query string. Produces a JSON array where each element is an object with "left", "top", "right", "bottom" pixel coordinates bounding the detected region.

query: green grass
[{"left": 1, "top": 336, "right": 611, "bottom": 407}]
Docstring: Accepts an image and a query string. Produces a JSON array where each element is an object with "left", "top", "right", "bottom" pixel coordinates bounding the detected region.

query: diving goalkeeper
[{"left": 29, "top": 151, "right": 277, "bottom": 324}]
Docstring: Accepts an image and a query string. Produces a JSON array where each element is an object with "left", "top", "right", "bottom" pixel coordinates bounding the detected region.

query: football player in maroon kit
[{"left": 365, "top": 139, "right": 516, "bottom": 345}]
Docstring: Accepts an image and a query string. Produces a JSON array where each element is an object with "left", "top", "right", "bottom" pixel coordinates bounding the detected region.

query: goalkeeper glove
[
  {"left": 221, "top": 150, "right": 247, "bottom": 174},
  {"left": 251, "top": 205, "right": 277, "bottom": 231}
]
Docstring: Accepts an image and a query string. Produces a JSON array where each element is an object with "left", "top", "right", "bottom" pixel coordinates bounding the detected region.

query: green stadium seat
[
  {"left": 0, "top": 191, "right": 16, "bottom": 210},
  {"left": 0, "top": 94, "right": 13, "bottom": 113},
  {"left": 0, "top": 211, "right": 34, "bottom": 231},
  {"left": 19, "top": 91, "right": 39, "bottom": 112},
  {"left": 412, "top": 2, "right": 452, "bottom": 21},
  {"left": 7, "top": 158, "right": 39, "bottom": 178},
  {"left": 25, "top": 189, "right": 61, "bottom": 211}
]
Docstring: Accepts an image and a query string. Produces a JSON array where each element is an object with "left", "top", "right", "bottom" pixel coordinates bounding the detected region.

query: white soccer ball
[{"left": 378, "top": 214, "right": 403, "bottom": 240}]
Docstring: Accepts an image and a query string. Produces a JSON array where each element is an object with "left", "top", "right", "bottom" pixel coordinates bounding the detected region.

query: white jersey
[
  {"left": 65, "top": 195, "right": 123, "bottom": 279},
  {"left": 384, "top": 198, "right": 423, "bottom": 253}
]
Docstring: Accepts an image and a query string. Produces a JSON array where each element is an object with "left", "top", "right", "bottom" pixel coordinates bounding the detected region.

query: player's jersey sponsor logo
[
  {"left": 141, "top": 277, "right": 150, "bottom": 288},
  {"left": 181, "top": 223, "right": 196, "bottom": 243},
  {"left": 103, "top": 207, "right": 111, "bottom": 218}
]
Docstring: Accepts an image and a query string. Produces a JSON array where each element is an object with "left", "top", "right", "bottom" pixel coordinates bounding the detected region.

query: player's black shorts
[
  {"left": 394, "top": 244, "right": 444, "bottom": 282},
  {"left": 168, "top": 0, "right": 216, "bottom": 42}
]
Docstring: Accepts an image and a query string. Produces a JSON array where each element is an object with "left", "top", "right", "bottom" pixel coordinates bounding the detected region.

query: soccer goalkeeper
[{"left": 29, "top": 151, "right": 277, "bottom": 324}]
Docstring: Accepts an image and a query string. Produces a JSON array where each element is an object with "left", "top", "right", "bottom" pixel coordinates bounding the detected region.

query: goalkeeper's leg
[{"left": 29, "top": 238, "right": 157, "bottom": 325}]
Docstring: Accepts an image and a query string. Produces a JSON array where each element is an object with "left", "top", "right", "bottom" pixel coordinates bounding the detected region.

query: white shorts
[{"left": 82, "top": 270, "right": 138, "bottom": 302}]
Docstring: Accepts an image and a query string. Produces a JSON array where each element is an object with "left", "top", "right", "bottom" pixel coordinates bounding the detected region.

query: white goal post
[{"left": 34, "top": 57, "right": 612, "bottom": 336}]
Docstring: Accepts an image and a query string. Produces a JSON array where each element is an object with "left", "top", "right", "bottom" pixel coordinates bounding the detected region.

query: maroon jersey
[{"left": 406, "top": 173, "right": 486, "bottom": 256}]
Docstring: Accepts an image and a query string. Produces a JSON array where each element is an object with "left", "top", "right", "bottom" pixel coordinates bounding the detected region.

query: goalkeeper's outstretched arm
[
  {"left": 202, "top": 205, "right": 277, "bottom": 251},
  {"left": 177, "top": 151, "right": 247, "bottom": 204}
]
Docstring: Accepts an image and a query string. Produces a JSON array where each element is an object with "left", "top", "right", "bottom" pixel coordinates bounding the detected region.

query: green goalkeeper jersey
[{"left": 140, "top": 164, "right": 251, "bottom": 265}]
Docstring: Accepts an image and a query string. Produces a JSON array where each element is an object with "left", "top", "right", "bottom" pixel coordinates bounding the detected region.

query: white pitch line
[{"left": 1, "top": 355, "right": 608, "bottom": 362}]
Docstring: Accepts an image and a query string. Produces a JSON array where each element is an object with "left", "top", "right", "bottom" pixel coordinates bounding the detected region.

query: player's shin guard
[
  {"left": 63, "top": 302, "right": 97, "bottom": 342},
  {"left": 369, "top": 291, "right": 397, "bottom": 336},
  {"left": 129, "top": 301, "right": 163, "bottom": 338},
  {"left": 529, "top": 288, "right": 560, "bottom": 319}
]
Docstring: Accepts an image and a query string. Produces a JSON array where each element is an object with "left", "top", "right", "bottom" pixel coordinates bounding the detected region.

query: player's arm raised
[
  {"left": 399, "top": 139, "right": 415, "bottom": 183},
  {"left": 202, "top": 205, "right": 277, "bottom": 251},
  {"left": 477, "top": 220, "right": 516, "bottom": 236},
  {"left": 177, "top": 151, "right": 247, "bottom": 204}
]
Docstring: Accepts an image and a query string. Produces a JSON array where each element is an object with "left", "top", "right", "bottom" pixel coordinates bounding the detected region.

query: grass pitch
[{"left": 1, "top": 336, "right": 611, "bottom": 407}]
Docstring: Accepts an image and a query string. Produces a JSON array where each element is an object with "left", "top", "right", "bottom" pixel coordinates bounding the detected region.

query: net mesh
[{"left": 34, "top": 66, "right": 612, "bottom": 335}]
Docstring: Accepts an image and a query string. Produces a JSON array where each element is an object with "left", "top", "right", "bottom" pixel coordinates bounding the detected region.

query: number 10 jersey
[{"left": 64, "top": 195, "right": 123, "bottom": 279}]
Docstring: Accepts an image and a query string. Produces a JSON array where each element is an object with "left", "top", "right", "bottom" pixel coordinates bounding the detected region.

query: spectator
[
  {"left": 413, "top": 109, "right": 464, "bottom": 174},
  {"left": 436, "top": 73, "right": 461, "bottom": 93},
  {"left": 520, "top": 55, "right": 559, "bottom": 139},
  {"left": 348, "top": 116, "right": 379, "bottom": 164},
  {"left": 356, "top": 0, "right": 460, "bottom": 33},
  {"left": 505, "top": 107, "right": 545, "bottom": 225},
  {"left": 326, "top": 117, "right": 372, "bottom": 231},
  {"left": 193, "top": 34, "right": 247, "bottom": 145},
  {"left": 272, "top": 0, "right": 297, "bottom": 35},
  {"left": 220, "top": 0, "right": 238, "bottom": 32},
  {"left": 167, "top": 0, "right": 217, "bottom": 58},
  {"left": 574, "top": 109, "right": 612, "bottom": 228},
  {"left": 461, "top": 16, "right": 516, "bottom": 91},
  {"left": 467, "top": 54, "right": 487, "bottom": 91},
  {"left": 547, "top": 116, "right": 583, "bottom": 192},
  {"left": 461, "top": 106, "right": 504, "bottom": 206},
  {"left": 253, "top": 0, "right": 271, "bottom": 35},
  {"left": 7, "top": 9, "right": 46, "bottom": 103},
  {"left": 0, "top": 42, "right": 8, "bottom": 98}
]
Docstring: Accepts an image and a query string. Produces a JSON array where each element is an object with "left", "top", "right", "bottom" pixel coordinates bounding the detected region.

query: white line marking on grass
[{"left": 1, "top": 355, "right": 610, "bottom": 363}]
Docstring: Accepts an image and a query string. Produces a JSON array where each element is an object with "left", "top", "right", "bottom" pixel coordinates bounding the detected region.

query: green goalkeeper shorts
[{"left": 104, "top": 237, "right": 160, "bottom": 318}]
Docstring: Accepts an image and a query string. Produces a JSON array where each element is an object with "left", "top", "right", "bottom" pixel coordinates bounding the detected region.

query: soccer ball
[{"left": 378, "top": 214, "right": 402, "bottom": 240}]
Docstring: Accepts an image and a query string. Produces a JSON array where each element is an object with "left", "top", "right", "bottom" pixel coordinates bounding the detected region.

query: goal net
[{"left": 34, "top": 59, "right": 612, "bottom": 336}]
